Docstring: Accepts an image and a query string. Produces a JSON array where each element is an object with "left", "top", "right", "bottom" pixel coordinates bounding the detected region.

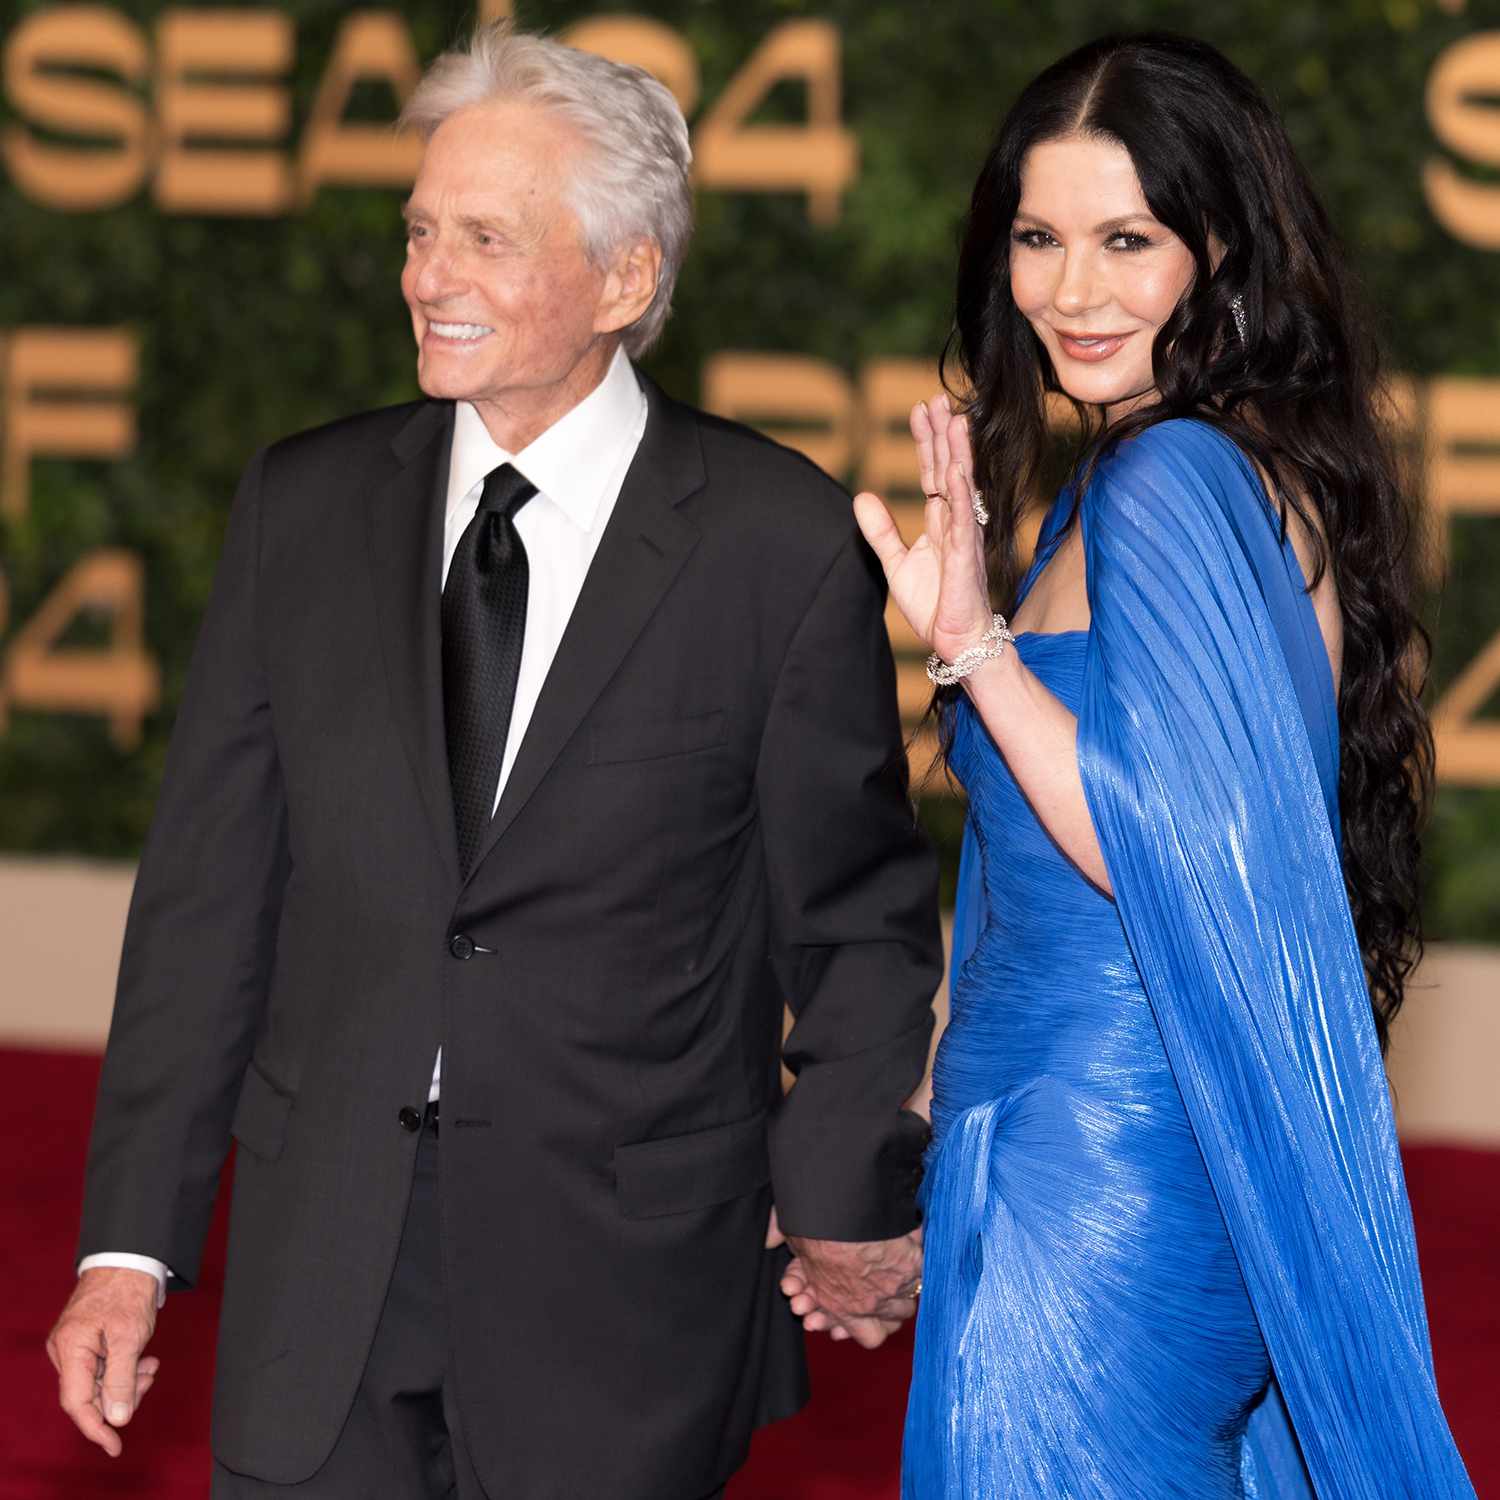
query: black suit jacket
[{"left": 79, "top": 373, "right": 942, "bottom": 1499}]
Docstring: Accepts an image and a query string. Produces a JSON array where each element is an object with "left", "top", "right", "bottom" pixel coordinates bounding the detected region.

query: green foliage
[{"left": 0, "top": 0, "right": 1497, "bottom": 940}]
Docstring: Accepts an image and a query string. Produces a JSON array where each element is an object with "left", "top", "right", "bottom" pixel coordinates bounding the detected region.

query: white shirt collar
[{"left": 445, "top": 344, "right": 645, "bottom": 533}]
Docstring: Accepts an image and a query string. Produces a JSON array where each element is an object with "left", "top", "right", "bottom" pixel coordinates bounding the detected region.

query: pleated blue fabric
[{"left": 903, "top": 419, "right": 1473, "bottom": 1498}]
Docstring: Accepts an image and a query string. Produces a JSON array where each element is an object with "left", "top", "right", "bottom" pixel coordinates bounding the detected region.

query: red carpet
[{"left": 2, "top": 1046, "right": 1494, "bottom": 1498}]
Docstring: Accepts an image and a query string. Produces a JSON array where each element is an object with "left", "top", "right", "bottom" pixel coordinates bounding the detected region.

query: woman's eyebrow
[{"left": 1011, "top": 212, "right": 1158, "bottom": 234}]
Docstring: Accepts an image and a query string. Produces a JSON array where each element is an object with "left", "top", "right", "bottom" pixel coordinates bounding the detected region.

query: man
[{"left": 48, "top": 23, "right": 940, "bottom": 1500}]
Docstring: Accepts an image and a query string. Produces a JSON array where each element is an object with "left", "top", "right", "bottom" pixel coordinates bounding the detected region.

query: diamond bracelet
[{"left": 926, "top": 613, "right": 1016, "bottom": 686}]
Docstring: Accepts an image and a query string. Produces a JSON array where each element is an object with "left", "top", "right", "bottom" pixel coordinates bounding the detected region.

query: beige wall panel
[
  {"left": 1, "top": 858, "right": 1494, "bottom": 1147},
  {"left": 1387, "top": 945, "right": 1500, "bottom": 1146},
  {"left": 0, "top": 856, "right": 132, "bottom": 1049}
]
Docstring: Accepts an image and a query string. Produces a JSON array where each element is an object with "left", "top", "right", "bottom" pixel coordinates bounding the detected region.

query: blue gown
[{"left": 902, "top": 420, "right": 1474, "bottom": 1498}]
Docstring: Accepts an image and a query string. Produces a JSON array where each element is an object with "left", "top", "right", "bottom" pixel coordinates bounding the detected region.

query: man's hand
[
  {"left": 779, "top": 1229, "right": 923, "bottom": 1349},
  {"left": 47, "top": 1268, "right": 162, "bottom": 1457}
]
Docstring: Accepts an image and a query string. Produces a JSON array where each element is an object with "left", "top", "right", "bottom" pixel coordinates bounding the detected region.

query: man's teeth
[{"left": 431, "top": 322, "right": 492, "bottom": 340}]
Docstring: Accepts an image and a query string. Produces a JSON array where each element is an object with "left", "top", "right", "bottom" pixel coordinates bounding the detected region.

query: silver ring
[{"left": 970, "top": 489, "right": 990, "bottom": 527}]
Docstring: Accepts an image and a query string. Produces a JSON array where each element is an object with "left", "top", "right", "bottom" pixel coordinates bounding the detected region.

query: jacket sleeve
[
  {"left": 757, "top": 528, "right": 941, "bottom": 1242},
  {"left": 77, "top": 448, "right": 290, "bottom": 1288}
]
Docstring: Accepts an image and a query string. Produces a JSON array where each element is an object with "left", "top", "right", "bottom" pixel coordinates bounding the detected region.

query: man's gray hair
[{"left": 400, "top": 22, "right": 694, "bottom": 357}]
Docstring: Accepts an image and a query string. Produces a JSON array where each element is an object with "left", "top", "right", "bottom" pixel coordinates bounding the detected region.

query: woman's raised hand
[{"left": 852, "top": 393, "right": 993, "bottom": 665}]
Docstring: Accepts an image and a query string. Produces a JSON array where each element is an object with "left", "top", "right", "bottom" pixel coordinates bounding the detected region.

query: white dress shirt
[
  {"left": 81, "top": 346, "right": 649, "bottom": 1303},
  {"left": 430, "top": 345, "right": 647, "bottom": 1098}
]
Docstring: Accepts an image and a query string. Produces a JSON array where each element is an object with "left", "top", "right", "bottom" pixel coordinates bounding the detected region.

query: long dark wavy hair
[{"left": 943, "top": 32, "right": 1433, "bottom": 1051}]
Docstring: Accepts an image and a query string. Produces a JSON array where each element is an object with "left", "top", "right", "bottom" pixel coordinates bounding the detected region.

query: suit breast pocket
[{"left": 587, "top": 708, "right": 728, "bottom": 767}]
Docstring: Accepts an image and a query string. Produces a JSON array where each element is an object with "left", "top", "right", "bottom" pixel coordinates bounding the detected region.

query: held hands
[
  {"left": 763, "top": 392, "right": 977, "bottom": 1349},
  {"left": 765, "top": 1208, "right": 923, "bottom": 1349},
  {"left": 853, "top": 394, "right": 993, "bottom": 665},
  {"left": 47, "top": 1267, "right": 161, "bottom": 1457},
  {"left": 775, "top": 391, "right": 968, "bottom": 1342}
]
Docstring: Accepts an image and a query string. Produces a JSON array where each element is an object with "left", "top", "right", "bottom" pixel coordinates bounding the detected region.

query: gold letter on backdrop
[
  {"left": 1427, "top": 378, "right": 1500, "bottom": 784},
  {"left": 0, "top": 329, "right": 158, "bottom": 747},
  {"left": 701, "top": 353, "right": 856, "bottom": 478},
  {"left": 1, "top": 329, "right": 137, "bottom": 521},
  {"left": 0, "top": 551, "right": 161, "bottom": 749},
  {"left": 561, "top": 17, "right": 700, "bottom": 115},
  {"left": 1, "top": 7, "right": 150, "bottom": 210},
  {"left": 299, "top": 12, "right": 424, "bottom": 201},
  {"left": 694, "top": 22, "right": 857, "bottom": 225},
  {"left": 154, "top": 9, "right": 294, "bottom": 214},
  {"left": 1424, "top": 32, "right": 1500, "bottom": 249}
]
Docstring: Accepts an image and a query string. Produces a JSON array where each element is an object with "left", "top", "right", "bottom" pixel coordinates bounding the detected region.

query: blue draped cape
[{"left": 947, "top": 419, "right": 1472, "bottom": 1497}]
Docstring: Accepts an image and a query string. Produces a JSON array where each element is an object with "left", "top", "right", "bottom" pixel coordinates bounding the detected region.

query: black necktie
[{"left": 442, "top": 462, "right": 538, "bottom": 877}]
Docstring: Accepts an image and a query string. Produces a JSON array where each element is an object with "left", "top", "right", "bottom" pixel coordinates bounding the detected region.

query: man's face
[{"left": 401, "top": 99, "right": 611, "bottom": 418}]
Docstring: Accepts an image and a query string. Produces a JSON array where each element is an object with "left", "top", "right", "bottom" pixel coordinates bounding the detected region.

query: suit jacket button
[
  {"left": 398, "top": 1106, "right": 422, "bottom": 1132},
  {"left": 449, "top": 933, "right": 475, "bottom": 961}
]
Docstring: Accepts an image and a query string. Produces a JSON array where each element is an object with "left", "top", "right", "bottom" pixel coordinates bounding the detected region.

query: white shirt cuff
[{"left": 77, "top": 1253, "right": 171, "bottom": 1308}]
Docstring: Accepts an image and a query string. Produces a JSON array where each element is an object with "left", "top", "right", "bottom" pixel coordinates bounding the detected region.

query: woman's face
[{"left": 1009, "top": 134, "right": 1199, "bottom": 423}]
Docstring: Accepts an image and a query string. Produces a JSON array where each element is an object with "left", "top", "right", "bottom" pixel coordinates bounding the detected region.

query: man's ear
[{"left": 594, "top": 237, "right": 663, "bottom": 338}]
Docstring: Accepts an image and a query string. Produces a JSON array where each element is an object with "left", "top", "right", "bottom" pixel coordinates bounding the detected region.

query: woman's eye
[
  {"left": 1011, "top": 229, "right": 1056, "bottom": 248},
  {"left": 1108, "top": 231, "right": 1152, "bottom": 251}
]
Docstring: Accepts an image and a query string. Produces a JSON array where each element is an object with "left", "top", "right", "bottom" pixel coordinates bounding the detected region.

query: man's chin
[{"left": 414, "top": 359, "right": 490, "bottom": 404}]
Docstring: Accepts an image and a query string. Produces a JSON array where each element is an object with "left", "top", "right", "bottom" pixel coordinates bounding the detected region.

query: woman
[{"left": 794, "top": 32, "right": 1475, "bottom": 1498}]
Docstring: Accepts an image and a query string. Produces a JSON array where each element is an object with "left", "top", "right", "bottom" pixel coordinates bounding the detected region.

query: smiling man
[{"left": 46, "top": 21, "right": 941, "bottom": 1500}]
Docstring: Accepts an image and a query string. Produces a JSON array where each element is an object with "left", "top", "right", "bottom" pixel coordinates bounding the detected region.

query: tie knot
[{"left": 477, "top": 463, "right": 537, "bottom": 522}]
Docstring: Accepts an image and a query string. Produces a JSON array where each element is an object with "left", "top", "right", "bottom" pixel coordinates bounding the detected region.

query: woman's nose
[{"left": 1052, "top": 251, "right": 1105, "bottom": 318}]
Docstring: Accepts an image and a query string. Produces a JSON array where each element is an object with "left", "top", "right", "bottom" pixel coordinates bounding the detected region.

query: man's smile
[{"left": 426, "top": 320, "right": 494, "bottom": 342}]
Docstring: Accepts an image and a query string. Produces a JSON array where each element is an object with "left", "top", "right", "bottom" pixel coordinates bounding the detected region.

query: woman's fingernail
[{"left": 109, "top": 1402, "right": 130, "bottom": 1424}]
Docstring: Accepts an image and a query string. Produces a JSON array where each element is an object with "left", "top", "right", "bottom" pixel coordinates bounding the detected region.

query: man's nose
[
  {"left": 412, "top": 244, "right": 466, "bottom": 304},
  {"left": 1051, "top": 250, "right": 1105, "bottom": 319}
]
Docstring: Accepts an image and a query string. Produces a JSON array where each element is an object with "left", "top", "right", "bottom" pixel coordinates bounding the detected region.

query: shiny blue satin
[{"left": 904, "top": 420, "right": 1473, "bottom": 1497}]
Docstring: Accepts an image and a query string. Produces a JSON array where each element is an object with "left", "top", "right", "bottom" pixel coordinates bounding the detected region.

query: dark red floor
[{"left": 3, "top": 1047, "right": 1493, "bottom": 1498}]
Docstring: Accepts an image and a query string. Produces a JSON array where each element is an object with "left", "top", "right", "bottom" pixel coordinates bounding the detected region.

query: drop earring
[{"left": 1231, "top": 293, "right": 1248, "bottom": 345}]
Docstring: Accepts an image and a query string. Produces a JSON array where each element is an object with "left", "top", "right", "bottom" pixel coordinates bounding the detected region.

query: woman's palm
[{"left": 853, "top": 397, "right": 992, "bottom": 663}]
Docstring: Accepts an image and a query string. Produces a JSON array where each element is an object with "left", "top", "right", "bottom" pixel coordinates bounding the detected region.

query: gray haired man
[{"left": 48, "top": 22, "right": 940, "bottom": 1499}]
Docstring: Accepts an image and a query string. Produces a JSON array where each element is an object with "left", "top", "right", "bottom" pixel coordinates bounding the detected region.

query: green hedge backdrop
[{"left": 1, "top": 0, "right": 1498, "bottom": 937}]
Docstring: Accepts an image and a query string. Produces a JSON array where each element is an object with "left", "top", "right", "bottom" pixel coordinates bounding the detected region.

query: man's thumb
[
  {"left": 765, "top": 1206, "right": 786, "bottom": 1249},
  {"left": 101, "top": 1328, "right": 142, "bottom": 1425}
]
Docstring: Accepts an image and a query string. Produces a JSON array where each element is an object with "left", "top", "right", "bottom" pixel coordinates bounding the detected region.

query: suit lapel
[
  {"left": 470, "top": 380, "right": 705, "bottom": 877},
  {"left": 366, "top": 400, "right": 461, "bottom": 886}
]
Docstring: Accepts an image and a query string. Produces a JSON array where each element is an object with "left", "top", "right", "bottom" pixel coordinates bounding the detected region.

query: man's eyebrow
[
  {"left": 456, "top": 213, "right": 511, "bottom": 233},
  {"left": 400, "top": 204, "right": 517, "bottom": 233}
]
